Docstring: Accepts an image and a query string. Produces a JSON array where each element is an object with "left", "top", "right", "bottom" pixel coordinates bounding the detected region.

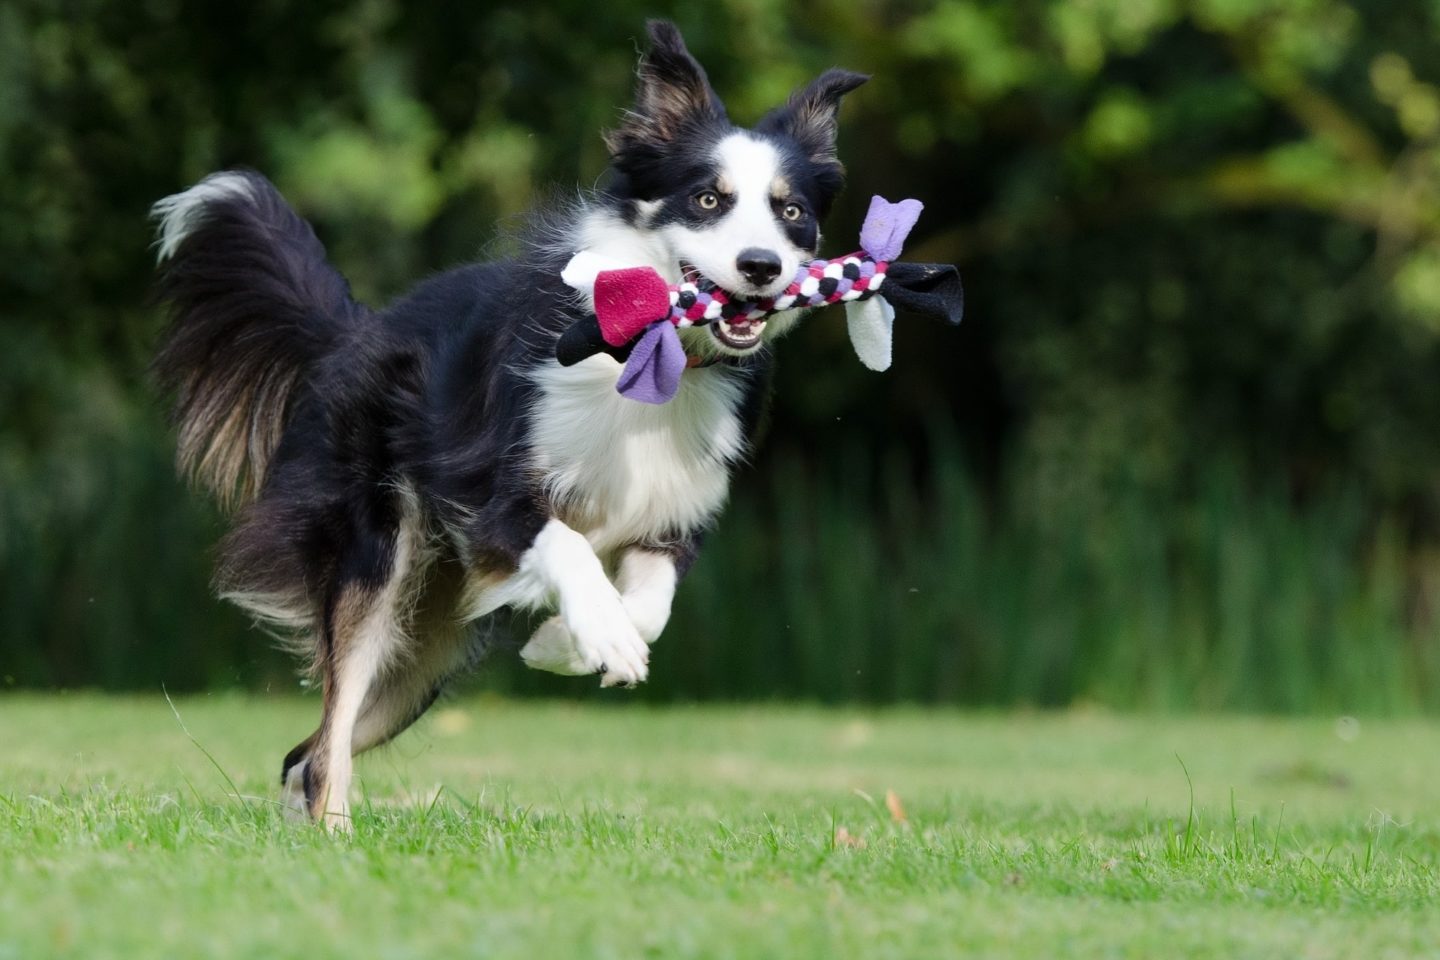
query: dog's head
[{"left": 604, "top": 21, "right": 867, "bottom": 356}]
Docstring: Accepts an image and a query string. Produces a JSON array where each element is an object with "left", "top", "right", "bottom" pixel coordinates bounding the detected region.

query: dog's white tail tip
[{"left": 151, "top": 171, "right": 257, "bottom": 263}]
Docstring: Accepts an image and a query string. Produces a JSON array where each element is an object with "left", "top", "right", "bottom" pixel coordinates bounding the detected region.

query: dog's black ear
[
  {"left": 758, "top": 69, "right": 869, "bottom": 166},
  {"left": 606, "top": 21, "right": 726, "bottom": 154}
]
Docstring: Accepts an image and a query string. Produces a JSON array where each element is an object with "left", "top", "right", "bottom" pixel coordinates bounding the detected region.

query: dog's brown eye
[
  {"left": 782, "top": 202, "right": 804, "bottom": 222},
  {"left": 697, "top": 191, "right": 720, "bottom": 210}
]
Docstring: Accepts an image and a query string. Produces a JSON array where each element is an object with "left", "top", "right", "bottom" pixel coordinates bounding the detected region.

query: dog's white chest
[{"left": 528, "top": 358, "right": 746, "bottom": 553}]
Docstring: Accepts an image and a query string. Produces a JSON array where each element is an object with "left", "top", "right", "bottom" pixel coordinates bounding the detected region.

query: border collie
[{"left": 151, "top": 21, "right": 867, "bottom": 828}]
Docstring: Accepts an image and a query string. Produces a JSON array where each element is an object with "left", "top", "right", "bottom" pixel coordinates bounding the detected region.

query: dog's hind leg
[
  {"left": 282, "top": 556, "right": 474, "bottom": 822},
  {"left": 349, "top": 560, "right": 480, "bottom": 756},
  {"left": 286, "top": 515, "right": 424, "bottom": 831},
  {"left": 282, "top": 633, "right": 474, "bottom": 823},
  {"left": 307, "top": 584, "right": 405, "bottom": 830}
]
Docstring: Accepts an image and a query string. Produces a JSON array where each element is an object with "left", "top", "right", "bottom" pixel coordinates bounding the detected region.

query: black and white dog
[{"left": 152, "top": 21, "right": 867, "bottom": 828}]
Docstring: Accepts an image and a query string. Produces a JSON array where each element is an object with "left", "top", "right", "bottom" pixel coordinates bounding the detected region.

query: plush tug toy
[{"left": 556, "top": 196, "right": 965, "bottom": 401}]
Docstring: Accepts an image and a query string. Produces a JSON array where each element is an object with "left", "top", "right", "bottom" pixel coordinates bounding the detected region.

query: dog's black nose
[{"left": 736, "top": 248, "right": 782, "bottom": 286}]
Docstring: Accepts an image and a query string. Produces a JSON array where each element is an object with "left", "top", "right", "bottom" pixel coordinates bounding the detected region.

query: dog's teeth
[{"left": 715, "top": 317, "right": 765, "bottom": 347}]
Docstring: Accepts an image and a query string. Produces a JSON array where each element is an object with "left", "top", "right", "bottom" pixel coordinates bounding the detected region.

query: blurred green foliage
[{"left": 2, "top": 0, "right": 1439, "bottom": 708}]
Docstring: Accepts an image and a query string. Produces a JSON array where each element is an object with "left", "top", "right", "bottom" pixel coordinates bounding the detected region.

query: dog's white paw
[
  {"left": 594, "top": 631, "right": 649, "bottom": 687},
  {"left": 597, "top": 643, "right": 648, "bottom": 687},
  {"left": 522, "top": 609, "right": 649, "bottom": 686},
  {"left": 567, "top": 595, "right": 650, "bottom": 687},
  {"left": 574, "top": 609, "right": 649, "bottom": 687},
  {"left": 520, "top": 617, "right": 593, "bottom": 676}
]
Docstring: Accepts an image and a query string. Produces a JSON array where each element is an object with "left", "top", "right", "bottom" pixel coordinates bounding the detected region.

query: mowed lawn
[{"left": 1, "top": 695, "right": 1437, "bottom": 959}]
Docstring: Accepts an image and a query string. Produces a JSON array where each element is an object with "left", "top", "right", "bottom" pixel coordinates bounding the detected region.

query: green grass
[{"left": 2, "top": 695, "right": 1438, "bottom": 958}]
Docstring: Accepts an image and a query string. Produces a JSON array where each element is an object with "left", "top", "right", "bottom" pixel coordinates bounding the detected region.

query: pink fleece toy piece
[{"left": 594, "top": 266, "right": 673, "bottom": 348}]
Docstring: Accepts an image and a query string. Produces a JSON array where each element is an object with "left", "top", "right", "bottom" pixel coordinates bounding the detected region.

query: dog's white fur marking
[
  {"left": 528, "top": 357, "right": 745, "bottom": 555},
  {"left": 662, "top": 133, "right": 801, "bottom": 299},
  {"left": 457, "top": 335, "right": 706, "bottom": 677},
  {"left": 578, "top": 208, "right": 682, "bottom": 284},
  {"left": 151, "top": 172, "right": 257, "bottom": 262}
]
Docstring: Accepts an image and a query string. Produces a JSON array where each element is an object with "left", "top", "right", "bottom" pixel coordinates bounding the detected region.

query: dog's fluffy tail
[{"left": 151, "top": 170, "right": 362, "bottom": 510}]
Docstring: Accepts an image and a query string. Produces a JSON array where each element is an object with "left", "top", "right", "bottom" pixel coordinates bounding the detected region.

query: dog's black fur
[{"left": 152, "top": 21, "right": 866, "bottom": 826}]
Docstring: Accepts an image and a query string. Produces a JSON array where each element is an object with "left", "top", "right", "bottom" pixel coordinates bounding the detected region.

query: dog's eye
[
  {"left": 782, "top": 202, "right": 804, "bottom": 222},
  {"left": 696, "top": 191, "right": 720, "bottom": 211}
]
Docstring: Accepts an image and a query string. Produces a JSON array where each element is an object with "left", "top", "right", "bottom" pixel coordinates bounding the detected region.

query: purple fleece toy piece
[
  {"left": 858, "top": 196, "right": 923, "bottom": 263},
  {"left": 616, "top": 321, "right": 687, "bottom": 403}
]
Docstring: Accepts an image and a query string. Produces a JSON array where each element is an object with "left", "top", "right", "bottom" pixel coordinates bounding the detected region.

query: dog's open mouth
[
  {"left": 712, "top": 317, "right": 767, "bottom": 351},
  {"left": 677, "top": 260, "right": 771, "bottom": 353}
]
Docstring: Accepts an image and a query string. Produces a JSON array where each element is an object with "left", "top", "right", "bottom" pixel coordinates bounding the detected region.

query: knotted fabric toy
[{"left": 557, "top": 196, "right": 964, "bottom": 403}]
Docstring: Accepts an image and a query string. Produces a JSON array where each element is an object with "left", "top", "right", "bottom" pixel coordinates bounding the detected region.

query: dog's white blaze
[
  {"left": 151, "top": 172, "right": 257, "bottom": 262},
  {"left": 662, "top": 133, "right": 801, "bottom": 298},
  {"left": 528, "top": 357, "right": 745, "bottom": 555}
]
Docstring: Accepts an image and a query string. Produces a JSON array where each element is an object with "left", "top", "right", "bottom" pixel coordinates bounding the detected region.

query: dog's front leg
[
  {"left": 518, "top": 519, "right": 649, "bottom": 687},
  {"left": 521, "top": 547, "right": 678, "bottom": 682},
  {"left": 615, "top": 549, "right": 678, "bottom": 644}
]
